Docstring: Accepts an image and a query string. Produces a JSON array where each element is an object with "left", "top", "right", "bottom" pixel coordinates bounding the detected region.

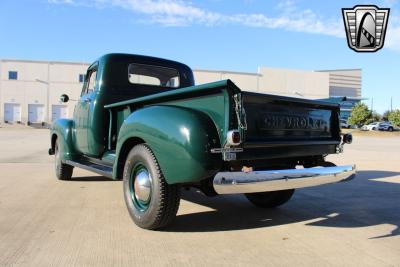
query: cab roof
[{"left": 96, "top": 53, "right": 194, "bottom": 88}]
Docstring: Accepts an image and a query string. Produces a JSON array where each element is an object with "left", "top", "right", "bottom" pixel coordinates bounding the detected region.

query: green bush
[
  {"left": 388, "top": 110, "right": 400, "bottom": 126},
  {"left": 348, "top": 103, "right": 372, "bottom": 127}
]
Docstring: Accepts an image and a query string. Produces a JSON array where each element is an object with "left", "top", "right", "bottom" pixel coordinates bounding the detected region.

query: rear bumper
[{"left": 213, "top": 165, "right": 356, "bottom": 194}]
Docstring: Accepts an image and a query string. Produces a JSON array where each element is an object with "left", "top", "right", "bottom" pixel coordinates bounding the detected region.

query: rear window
[{"left": 128, "top": 63, "right": 180, "bottom": 88}]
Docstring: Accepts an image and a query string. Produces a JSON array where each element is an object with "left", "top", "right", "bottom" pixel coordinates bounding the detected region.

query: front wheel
[
  {"left": 123, "top": 144, "right": 180, "bottom": 230},
  {"left": 245, "top": 189, "right": 295, "bottom": 208},
  {"left": 54, "top": 140, "right": 73, "bottom": 180}
]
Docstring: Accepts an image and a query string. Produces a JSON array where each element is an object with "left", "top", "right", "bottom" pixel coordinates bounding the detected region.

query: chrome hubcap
[{"left": 134, "top": 169, "right": 152, "bottom": 204}]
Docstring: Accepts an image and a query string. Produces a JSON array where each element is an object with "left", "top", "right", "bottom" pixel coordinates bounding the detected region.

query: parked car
[
  {"left": 340, "top": 119, "right": 350, "bottom": 129},
  {"left": 378, "top": 121, "right": 394, "bottom": 131},
  {"left": 362, "top": 122, "right": 379, "bottom": 131},
  {"left": 48, "top": 53, "right": 355, "bottom": 230},
  {"left": 362, "top": 121, "right": 394, "bottom": 131}
]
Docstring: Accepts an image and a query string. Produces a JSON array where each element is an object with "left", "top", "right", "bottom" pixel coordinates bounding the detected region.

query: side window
[
  {"left": 87, "top": 70, "right": 97, "bottom": 94},
  {"left": 81, "top": 69, "right": 97, "bottom": 96}
]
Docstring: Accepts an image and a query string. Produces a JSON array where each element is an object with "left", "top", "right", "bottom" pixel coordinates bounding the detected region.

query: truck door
[{"left": 74, "top": 66, "right": 97, "bottom": 155}]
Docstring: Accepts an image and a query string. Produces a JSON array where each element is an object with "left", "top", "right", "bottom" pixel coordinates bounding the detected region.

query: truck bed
[{"left": 104, "top": 80, "right": 341, "bottom": 161}]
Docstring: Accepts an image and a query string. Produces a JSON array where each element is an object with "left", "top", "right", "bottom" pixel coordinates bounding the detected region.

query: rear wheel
[
  {"left": 245, "top": 189, "right": 295, "bottom": 208},
  {"left": 245, "top": 165, "right": 296, "bottom": 208},
  {"left": 304, "top": 160, "right": 336, "bottom": 168},
  {"left": 54, "top": 140, "right": 73, "bottom": 180},
  {"left": 388, "top": 127, "right": 393, "bottom": 132},
  {"left": 319, "top": 161, "right": 336, "bottom": 167},
  {"left": 123, "top": 144, "right": 180, "bottom": 230}
]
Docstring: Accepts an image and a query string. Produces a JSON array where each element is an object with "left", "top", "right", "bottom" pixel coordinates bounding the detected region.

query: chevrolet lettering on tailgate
[{"left": 261, "top": 113, "right": 329, "bottom": 131}]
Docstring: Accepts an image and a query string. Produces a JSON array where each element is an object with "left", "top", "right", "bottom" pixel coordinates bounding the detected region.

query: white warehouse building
[
  {"left": 0, "top": 59, "right": 88, "bottom": 125},
  {"left": 0, "top": 58, "right": 361, "bottom": 125}
]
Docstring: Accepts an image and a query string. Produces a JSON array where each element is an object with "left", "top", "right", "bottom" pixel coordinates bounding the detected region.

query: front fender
[
  {"left": 50, "top": 119, "right": 78, "bottom": 161},
  {"left": 115, "top": 105, "right": 222, "bottom": 184}
]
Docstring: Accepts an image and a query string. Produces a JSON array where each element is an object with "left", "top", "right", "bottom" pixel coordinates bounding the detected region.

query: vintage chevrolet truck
[{"left": 49, "top": 53, "right": 355, "bottom": 230}]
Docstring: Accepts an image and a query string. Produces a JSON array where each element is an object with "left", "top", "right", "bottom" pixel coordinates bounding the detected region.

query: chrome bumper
[{"left": 213, "top": 165, "right": 356, "bottom": 195}]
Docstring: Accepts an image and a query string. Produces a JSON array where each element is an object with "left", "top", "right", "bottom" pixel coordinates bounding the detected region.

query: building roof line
[
  {"left": 193, "top": 68, "right": 261, "bottom": 76},
  {"left": 330, "top": 96, "right": 368, "bottom": 100},
  {"left": 316, "top": 68, "right": 362, "bottom": 72},
  {"left": 0, "top": 58, "right": 90, "bottom": 66}
]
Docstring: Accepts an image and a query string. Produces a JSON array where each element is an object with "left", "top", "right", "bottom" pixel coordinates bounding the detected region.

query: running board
[{"left": 65, "top": 160, "right": 113, "bottom": 178}]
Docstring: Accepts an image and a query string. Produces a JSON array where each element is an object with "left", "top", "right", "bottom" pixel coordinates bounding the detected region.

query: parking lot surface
[{"left": 0, "top": 128, "right": 399, "bottom": 266}]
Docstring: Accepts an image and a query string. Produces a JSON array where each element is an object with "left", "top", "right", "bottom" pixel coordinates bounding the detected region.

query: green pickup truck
[{"left": 49, "top": 53, "right": 355, "bottom": 230}]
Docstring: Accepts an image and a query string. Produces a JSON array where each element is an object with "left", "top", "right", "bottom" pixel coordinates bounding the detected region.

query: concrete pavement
[{"left": 0, "top": 128, "right": 399, "bottom": 266}]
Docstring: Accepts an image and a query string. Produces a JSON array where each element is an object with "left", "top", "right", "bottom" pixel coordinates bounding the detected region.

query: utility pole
[
  {"left": 391, "top": 97, "right": 393, "bottom": 112},
  {"left": 371, "top": 97, "right": 374, "bottom": 112}
]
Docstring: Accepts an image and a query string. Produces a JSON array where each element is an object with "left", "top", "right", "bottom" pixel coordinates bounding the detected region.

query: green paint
[
  {"left": 115, "top": 105, "right": 222, "bottom": 184},
  {"left": 50, "top": 53, "right": 231, "bottom": 184},
  {"left": 50, "top": 119, "right": 78, "bottom": 161}
]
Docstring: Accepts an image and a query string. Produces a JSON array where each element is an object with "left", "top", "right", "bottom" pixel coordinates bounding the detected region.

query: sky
[{"left": 0, "top": 0, "right": 399, "bottom": 113}]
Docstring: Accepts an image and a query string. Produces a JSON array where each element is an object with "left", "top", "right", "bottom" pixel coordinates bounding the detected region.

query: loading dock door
[
  {"left": 28, "top": 104, "right": 45, "bottom": 123},
  {"left": 4, "top": 103, "right": 21, "bottom": 123},
  {"left": 52, "top": 105, "right": 68, "bottom": 122}
]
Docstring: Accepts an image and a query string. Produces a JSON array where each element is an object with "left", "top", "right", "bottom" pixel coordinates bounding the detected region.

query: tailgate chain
[{"left": 234, "top": 94, "right": 247, "bottom": 130}]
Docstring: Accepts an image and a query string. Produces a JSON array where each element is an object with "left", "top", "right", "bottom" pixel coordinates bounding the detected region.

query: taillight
[
  {"left": 342, "top": 133, "right": 353, "bottom": 144},
  {"left": 226, "top": 130, "right": 241, "bottom": 146}
]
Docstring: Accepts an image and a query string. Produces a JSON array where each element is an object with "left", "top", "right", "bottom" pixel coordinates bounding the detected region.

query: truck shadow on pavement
[{"left": 168, "top": 170, "right": 400, "bottom": 238}]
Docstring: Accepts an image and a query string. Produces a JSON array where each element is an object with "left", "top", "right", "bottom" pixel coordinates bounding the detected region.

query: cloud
[{"left": 48, "top": 0, "right": 400, "bottom": 51}]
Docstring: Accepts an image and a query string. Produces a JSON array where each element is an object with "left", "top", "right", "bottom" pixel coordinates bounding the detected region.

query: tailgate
[{"left": 242, "top": 92, "right": 341, "bottom": 145}]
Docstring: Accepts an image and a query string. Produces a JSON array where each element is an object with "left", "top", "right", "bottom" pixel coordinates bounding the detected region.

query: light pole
[
  {"left": 371, "top": 97, "right": 374, "bottom": 112},
  {"left": 35, "top": 78, "right": 50, "bottom": 125},
  {"left": 391, "top": 97, "right": 393, "bottom": 112}
]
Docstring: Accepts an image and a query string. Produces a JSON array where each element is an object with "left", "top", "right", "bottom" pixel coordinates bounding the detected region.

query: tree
[
  {"left": 388, "top": 110, "right": 400, "bottom": 126},
  {"left": 382, "top": 110, "right": 392, "bottom": 121},
  {"left": 348, "top": 103, "right": 372, "bottom": 127},
  {"left": 371, "top": 111, "right": 382, "bottom": 122}
]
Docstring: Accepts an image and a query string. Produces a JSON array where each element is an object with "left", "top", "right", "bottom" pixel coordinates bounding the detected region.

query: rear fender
[{"left": 114, "top": 105, "right": 222, "bottom": 184}]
